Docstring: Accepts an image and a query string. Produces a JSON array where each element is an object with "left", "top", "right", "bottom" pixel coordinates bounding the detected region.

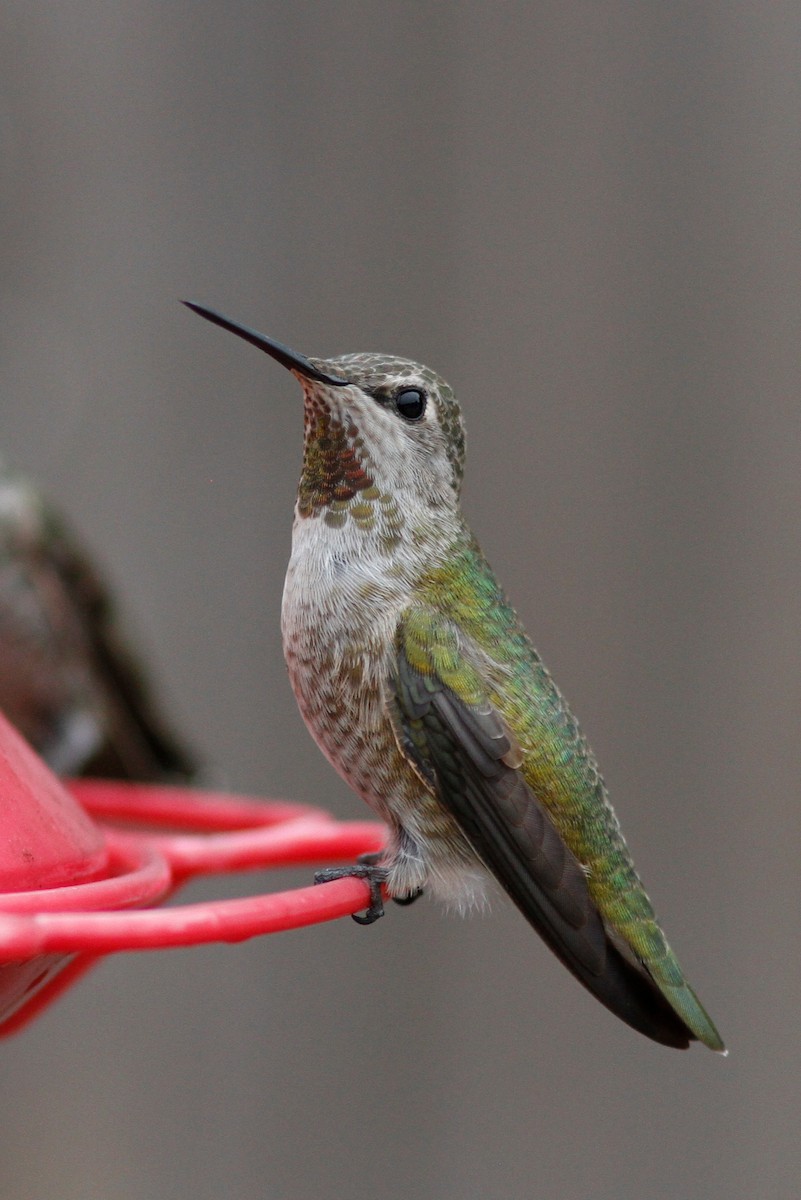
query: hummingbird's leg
[
  {"left": 356, "top": 851, "right": 424, "bottom": 906},
  {"left": 313, "top": 863, "right": 388, "bottom": 924}
]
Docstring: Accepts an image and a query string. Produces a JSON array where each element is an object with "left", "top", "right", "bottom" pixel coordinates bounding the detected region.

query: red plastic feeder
[{"left": 0, "top": 711, "right": 385, "bottom": 1036}]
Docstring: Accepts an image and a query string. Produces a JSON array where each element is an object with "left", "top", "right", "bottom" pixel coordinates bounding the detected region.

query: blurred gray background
[{"left": 1, "top": 4, "right": 798, "bottom": 1198}]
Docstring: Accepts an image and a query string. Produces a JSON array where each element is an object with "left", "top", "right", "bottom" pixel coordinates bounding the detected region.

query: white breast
[
  {"left": 279, "top": 509, "right": 490, "bottom": 911},
  {"left": 281, "top": 515, "right": 409, "bottom": 663}
]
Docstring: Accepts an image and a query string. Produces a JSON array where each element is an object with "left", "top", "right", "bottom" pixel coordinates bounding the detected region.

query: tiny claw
[
  {"left": 314, "top": 863, "right": 388, "bottom": 925},
  {"left": 351, "top": 898, "right": 385, "bottom": 925},
  {"left": 392, "top": 888, "right": 424, "bottom": 907}
]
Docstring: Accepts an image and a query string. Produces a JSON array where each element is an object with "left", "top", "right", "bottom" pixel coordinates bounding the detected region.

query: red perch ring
[{"left": 0, "top": 712, "right": 385, "bottom": 1037}]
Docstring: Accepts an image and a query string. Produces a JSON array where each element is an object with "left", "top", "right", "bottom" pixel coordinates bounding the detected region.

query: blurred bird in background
[{"left": 0, "top": 458, "right": 196, "bottom": 781}]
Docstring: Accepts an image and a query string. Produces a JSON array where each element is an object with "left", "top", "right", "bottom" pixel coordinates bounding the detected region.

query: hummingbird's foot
[
  {"left": 313, "top": 863, "right": 388, "bottom": 925},
  {"left": 354, "top": 850, "right": 423, "bottom": 906}
]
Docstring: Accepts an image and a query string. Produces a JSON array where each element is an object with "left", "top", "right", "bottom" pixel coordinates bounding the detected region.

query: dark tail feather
[{"left": 475, "top": 814, "right": 694, "bottom": 1048}]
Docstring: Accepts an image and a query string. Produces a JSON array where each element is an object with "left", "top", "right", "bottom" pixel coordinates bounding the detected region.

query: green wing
[{"left": 391, "top": 605, "right": 723, "bottom": 1050}]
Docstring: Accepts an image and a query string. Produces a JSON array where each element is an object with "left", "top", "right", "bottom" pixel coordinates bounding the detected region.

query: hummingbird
[
  {"left": 0, "top": 459, "right": 196, "bottom": 780},
  {"left": 185, "top": 300, "right": 724, "bottom": 1052}
]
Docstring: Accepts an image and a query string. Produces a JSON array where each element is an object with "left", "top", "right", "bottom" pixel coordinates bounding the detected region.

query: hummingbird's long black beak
[{"left": 181, "top": 301, "right": 349, "bottom": 386}]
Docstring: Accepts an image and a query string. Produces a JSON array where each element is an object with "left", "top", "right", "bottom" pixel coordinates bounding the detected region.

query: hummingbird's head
[
  {"left": 302, "top": 350, "right": 466, "bottom": 501},
  {"left": 184, "top": 303, "right": 466, "bottom": 526}
]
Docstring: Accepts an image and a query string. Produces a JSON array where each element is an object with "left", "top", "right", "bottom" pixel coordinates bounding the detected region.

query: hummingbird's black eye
[{"left": 394, "top": 388, "right": 426, "bottom": 421}]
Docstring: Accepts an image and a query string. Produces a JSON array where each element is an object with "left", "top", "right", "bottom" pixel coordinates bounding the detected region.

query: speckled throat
[
  {"left": 297, "top": 397, "right": 407, "bottom": 551},
  {"left": 297, "top": 397, "right": 374, "bottom": 519}
]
